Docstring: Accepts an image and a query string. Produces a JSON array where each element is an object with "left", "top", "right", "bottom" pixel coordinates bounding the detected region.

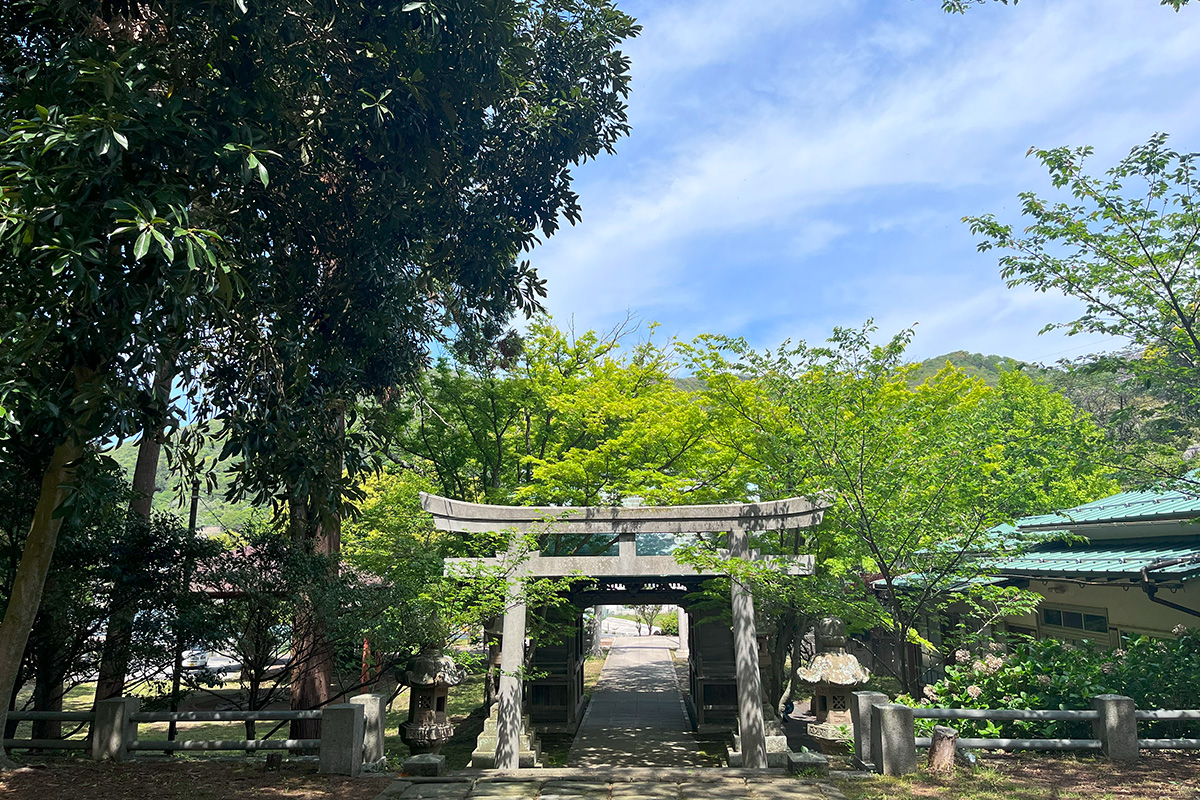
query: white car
[{"left": 182, "top": 647, "right": 209, "bottom": 670}]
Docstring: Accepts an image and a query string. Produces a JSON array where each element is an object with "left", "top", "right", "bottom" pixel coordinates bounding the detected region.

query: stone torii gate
[{"left": 421, "top": 493, "right": 825, "bottom": 769}]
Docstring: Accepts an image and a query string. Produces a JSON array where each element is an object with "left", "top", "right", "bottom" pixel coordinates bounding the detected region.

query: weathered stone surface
[
  {"left": 92, "top": 697, "right": 138, "bottom": 762},
  {"left": 1092, "top": 694, "right": 1138, "bottom": 762},
  {"left": 611, "top": 783, "right": 680, "bottom": 799},
  {"left": 374, "top": 781, "right": 413, "bottom": 799},
  {"left": 466, "top": 782, "right": 540, "bottom": 798},
  {"left": 398, "top": 782, "right": 471, "bottom": 799},
  {"left": 351, "top": 693, "right": 388, "bottom": 768},
  {"left": 319, "top": 704, "right": 366, "bottom": 777},
  {"left": 746, "top": 783, "right": 829, "bottom": 800},
  {"left": 870, "top": 704, "right": 916, "bottom": 777},
  {"left": 787, "top": 751, "right": 829, "bottom": 777},
  {"left": 402, "top": 753, "right": 447, "bottom": 777},
  {"left": 849, "top": 691, "right": 889, "bottom": 770},
  {"left": 795, "top": 653, "right": 871, "bottom": 686},
  {"left": 539, "top": 780, "right": 611, "bottom": 798}
]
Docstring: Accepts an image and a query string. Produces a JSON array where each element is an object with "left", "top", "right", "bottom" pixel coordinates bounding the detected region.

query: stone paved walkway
[
  {"left": 373, "top": 775, "right": 845, "bottom": 800},
  {"left": 567, "top": 636, "right": 703, "bottom": 768}
]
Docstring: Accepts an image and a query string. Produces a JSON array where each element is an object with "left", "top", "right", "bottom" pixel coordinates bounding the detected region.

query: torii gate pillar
[
  {"left": 496, "top": 581, "right": 526, "bottom": 770},
  {"left": 729, "top": 527, "right": 767, "bottom": 768}
]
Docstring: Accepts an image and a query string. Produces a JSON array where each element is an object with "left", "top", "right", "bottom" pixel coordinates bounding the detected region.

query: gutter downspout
[{"left": 1140, "top": 555, "right": 1200, "bottom": 619}]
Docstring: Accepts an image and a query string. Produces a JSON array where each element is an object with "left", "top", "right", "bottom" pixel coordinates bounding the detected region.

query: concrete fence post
[
  {"left": 1092, "top": 694, "right": 1138, "bottom": 762},
  {"left": 319, "top": 704, "right": 365, "bottom": 776},
  {"left": 350, "top": 693, "right": 387, "bottom": 770},
  {"left": 850, "top": 691, "right": 890, "bottom": 771},
  {"left": 92, "top": 697, "right": 139, "bottom": 761},
  {"left": 870, "top": 703, "right": 917, "bottom": 776}
]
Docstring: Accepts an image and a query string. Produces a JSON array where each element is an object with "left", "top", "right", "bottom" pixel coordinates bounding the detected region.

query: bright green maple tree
[
  {"left": 684, "top": 323, "right": 1116, "bottom": 693},
  {"left": 967, "top": 134, "right": 1200, "bottom": 481}
]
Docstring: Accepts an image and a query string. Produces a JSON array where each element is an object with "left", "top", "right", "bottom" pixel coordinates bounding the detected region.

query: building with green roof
[{"left": 996, "top": 485, "right": 1200, "bottom": 643}]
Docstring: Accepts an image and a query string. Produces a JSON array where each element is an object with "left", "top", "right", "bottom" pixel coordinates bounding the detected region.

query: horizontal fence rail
[
  {"left": 3, "top": 696, "right": 381, "bottom": 776},
  {"left": 1135, "top": 709, "right": 1200, "bottom": 721},
  {"left": 5, "top": 711, "right": 95, "bottom": 751},
  {"left": 2, "top": 739, "right": 90, "bottom": 750},
  {"left": 1139, "top": 738, "right": 1200, "bottom": 749},
  {"left": 859, "top": 692, "right": 1200, "bottom": 778},
  {"left": 130, "top": 710, "right": 322, "bottom": 723},
  {"left": 9, "top": 711, "right": 95, "bottom": 722},
  {"left": 915, "top": 737, "right": 1101, "bottom": 750},
  {"left": 129, "top": 739, "right": 321, "bottom": 751},
  {"left": 913, "top": 708, "right": 1099, "bottom": 721}
]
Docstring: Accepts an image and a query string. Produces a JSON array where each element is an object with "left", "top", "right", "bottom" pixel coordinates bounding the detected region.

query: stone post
[
  {"left": 850, "top": 691, "right": 890, "bottom": 770},
  {"left": 319, "top": 704, "right": 365, "bottom": 776},
  {"left": 350, "top": 693, "right": 387, "bottom": 769},
  {"left": 1092, "top": 694, "right": 1138, "bottom": 762},
  {"left": 92, "top": 696, "right": 139, "bottom": 761},
  {"left": 677, "top": 607, "right": 690, "bottom": 658},
  {"left": 729, "top": 527, "right": 767, "bottom": 769},
  {"left": 870, "top": 703, "right": 917, "bottom": 776},
  {"left": 496, "top": 579, "right": 528, "bottom": 770}
]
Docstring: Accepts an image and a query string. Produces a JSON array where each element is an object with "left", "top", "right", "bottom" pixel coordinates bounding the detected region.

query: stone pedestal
[
  {"left": 787, "top": 750, "right": 830, "bottom": 776},
  {"left": 350, "top": 693, "right": 387, "bottom": 770},
  {"left": 870, "top": 703, "right": 917, "bottom": 776},
  {"left": 470, "top": 706, "right": 542, "bottom": 769},
  {"left": 850, "top": 691, "right": 890, "bottom": 771},
  {"left": 1092, "top": 694, "right": 1138, "bottom": 762},
  {"left": 319, "top": 704, "right": 365, "bottom": 777},
  {"left": 92, "top": 697, "right": 138, "bottom": 762},
  {"left": 403, "top": 753, "right": 446, "bottom": 776}
]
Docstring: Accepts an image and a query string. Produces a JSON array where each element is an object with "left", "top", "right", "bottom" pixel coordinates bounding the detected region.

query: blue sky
[{"left": 527, "top": 0, "right": 1200, "bottom": 362}]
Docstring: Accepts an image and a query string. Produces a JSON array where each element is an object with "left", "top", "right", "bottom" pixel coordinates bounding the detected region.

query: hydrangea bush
[{"left": 898, "top": 628, "right": 1200, "bottom": 739}]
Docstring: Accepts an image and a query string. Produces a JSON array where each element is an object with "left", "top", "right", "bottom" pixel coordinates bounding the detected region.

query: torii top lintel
[{"left": 419, "top": 492, "right": 826, "bottom": 535}]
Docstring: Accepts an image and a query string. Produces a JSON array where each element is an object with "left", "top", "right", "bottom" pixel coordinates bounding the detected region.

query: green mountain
[
  {"left": 910, "top": 350, "right": 1049, "bottom": 386},
  {"left": 105, "top": 432, "right": 258, "bottom": 532}
]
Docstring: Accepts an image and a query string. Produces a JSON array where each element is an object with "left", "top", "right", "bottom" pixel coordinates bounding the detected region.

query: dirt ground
[
  {"left": 839, "top": 751, "right": 1200, "bottom": 800},
  {"left": 0, "top": 760, "right": 391, "bottom": 800}
]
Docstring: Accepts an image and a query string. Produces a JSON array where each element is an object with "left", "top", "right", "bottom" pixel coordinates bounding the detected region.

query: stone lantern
[
  {"left": 398, "top": 646, "right": 465, "bottom": 754},
  {"left": 796, "top": 617, "right": 870, "bottom": 750}
]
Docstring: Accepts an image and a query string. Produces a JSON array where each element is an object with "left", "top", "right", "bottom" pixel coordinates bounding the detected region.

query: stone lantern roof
[{"left": 795, "top": 617, "right": 870, "bottom": 686}]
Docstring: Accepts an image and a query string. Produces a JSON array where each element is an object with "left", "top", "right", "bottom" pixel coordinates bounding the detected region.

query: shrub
[
  {"left": 659, "top": 613, "right": 679, "bottom": 636},
  {"left": 899, "top": 630, "right": 1200, "bottom": 739}
]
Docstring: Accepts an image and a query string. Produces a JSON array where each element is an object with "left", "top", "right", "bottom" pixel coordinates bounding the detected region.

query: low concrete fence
[
  {"left": 852, "top": 690, "right": 1200, "bottom": 776},
  {"left": 5, "top": 694, "right": 387, "bottom": 777},
  {"left": 4, "top": 711, "right": 95, "bottom": 752}
]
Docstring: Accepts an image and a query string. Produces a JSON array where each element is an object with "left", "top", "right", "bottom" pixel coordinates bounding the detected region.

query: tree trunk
[
  {"left": 30, "top": 678, "right": 63, "bottom": 742},
  {"left": 0, "top": 438, "right": 84, "bottom": 764},
  {"left": 94, "top": 360, "right": 174, "bottom": 704},
  {"left": 287, "top": 494, "right": 338, "bottom": 740},
  {"left": 30, "top": 568, "right": 68, "bottom": 742},
  {"left": 769, "top": 611, "right": 797, "bottom": 713},
  {"left": 927, "top": 725, "right": 958, "bottom": 774}
]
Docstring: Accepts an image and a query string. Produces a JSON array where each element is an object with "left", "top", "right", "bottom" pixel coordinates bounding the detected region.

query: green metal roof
[
  {"left": 1018, "top": 487, "right": 1200, "bottom": 530},
  {"left": 996, "top": 538, "right": 1200, "bottom": 582}
]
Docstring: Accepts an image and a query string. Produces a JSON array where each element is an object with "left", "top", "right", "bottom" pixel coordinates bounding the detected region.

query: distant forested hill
[
  {"left": 105, "top": 432, "right": 258, "bottom": 532},
  {"left": 910, "top": 350, "right": 1048, "bottom": 386}
]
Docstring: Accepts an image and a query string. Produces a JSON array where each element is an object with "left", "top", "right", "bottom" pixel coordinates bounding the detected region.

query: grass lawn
[{"left": 837, "top": 752, "right": 1200, "bottom": 800}]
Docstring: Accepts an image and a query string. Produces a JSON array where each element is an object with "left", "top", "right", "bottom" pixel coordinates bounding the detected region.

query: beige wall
[{"left": 1005, "top": 579, "right": 1200, "bottom": 644}]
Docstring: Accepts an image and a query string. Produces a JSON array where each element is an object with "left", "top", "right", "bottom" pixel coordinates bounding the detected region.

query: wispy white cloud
[{"left": 531, "top": 0, "right": 1200, "bottom": 361}]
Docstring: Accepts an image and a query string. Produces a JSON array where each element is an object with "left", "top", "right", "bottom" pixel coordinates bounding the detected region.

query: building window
[{"left": 1041, "top": 605, "right": 1109, "bottom": 637}]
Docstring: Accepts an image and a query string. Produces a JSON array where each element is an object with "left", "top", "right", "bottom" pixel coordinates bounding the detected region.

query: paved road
[{"left": 567, "top": 636, "right": 706, "bottom": 768}]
